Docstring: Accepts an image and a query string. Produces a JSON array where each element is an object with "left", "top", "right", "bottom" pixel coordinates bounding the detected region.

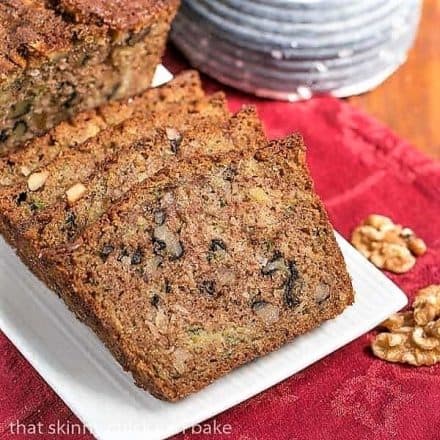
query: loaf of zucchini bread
[
  {"left": 0, "top": 91, "right": 229, "bottom": 250},
  {"left": 0, "top": 0, "right": 180, "bottom": 154},
  {"left": 0, "top": 71, "right": 204, "bottom": 187},
  {"left": 42, "top": 135, "right": 354, "bottom": 401}
]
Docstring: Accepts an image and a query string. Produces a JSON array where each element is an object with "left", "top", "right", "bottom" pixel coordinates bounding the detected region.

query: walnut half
[
  {"left": 372, "top": 285, "right": 440, "bottom": 366},
  {"left": 372, "top": 331, "right": 440, "bottom": 366},
  {"left": 351, "top": 214, "right": 427, "bottom": 274}
]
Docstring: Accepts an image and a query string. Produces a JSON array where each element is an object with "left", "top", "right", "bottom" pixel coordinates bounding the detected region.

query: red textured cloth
[{"left": 1, "top": 51, "right": 439, "bottom": 440}]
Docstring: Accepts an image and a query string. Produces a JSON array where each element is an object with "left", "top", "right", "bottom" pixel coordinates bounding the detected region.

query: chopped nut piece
[
  {"left": 351, "top": 214, "right": 427, "bottom": 273},
  {"left": 66, "top": 183, "right": 87, "bottom": 206},
  {"left": 172, "top": 348, "right": 192, "bottom": 374},
  {"left": 165, "top": 127, "right": 181, "bottom": 141},
  {"left": 10, "top": 100, "right": 32, "bottom": 119},
  {"left": 13, "top": 120, "right": 28, "bottom": 138},
  {"left": 20, "top": 165, "right": 31, "bottom": 177},
  {"left": 28, "top": 170, "right": 49, "bottom": 191},
  {"left": 153, "top": 224, "right": 184, "bottom": 259},
  {"left": 155, "top": 308, "right": 169, "bottom": 331},
  {"left": 252, "top": 301, "right": 280, "bottom": 325},
  {"left": 314, "top": 282, "right": 331, "bottom": 304},
  {"left": 165, "top": 127, "right": 182, "bottom": 153},
  {"left": 261, "top": 252, "right": 287, "bottom": 275},
  {"left": 248, "top": 186, "right": 269, "bottom": 203}
]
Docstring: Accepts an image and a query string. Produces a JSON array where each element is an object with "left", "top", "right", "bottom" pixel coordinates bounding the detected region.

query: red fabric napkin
[{"left": 1, "top": 51, "right": 439, "bottom": 440}]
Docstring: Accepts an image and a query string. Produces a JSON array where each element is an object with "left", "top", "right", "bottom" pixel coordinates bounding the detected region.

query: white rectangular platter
[
  {"left": 0, "top": 67, "right": 408, "bottom": 440},
  {"left": 0, "top": 233, "right": 407, "bottom": 440}
]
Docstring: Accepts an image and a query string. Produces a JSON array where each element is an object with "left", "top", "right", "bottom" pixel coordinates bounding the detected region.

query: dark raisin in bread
[
  {"left": 19, "top": 108, "right": 266, "bottom": 283},
  {"left": 0, "top": 93, "right": 228, "bottom": 249},
  {"left": 0, "top": 71, "right": 203, "bottom": 187},
  {"left": 43, "top": 135, "right": 354, "bottom": 401},
  {"left": 0, "top": 0, "right": 180, "bottom": 154}
]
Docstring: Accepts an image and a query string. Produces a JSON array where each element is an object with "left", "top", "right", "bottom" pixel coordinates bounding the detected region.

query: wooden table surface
[{"left": 348, "top": 0, "right": 440, "bottom": 160}]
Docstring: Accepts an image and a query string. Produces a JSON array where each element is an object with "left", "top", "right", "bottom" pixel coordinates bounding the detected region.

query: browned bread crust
[
  {"left": 42, "top": 135, "right": 354, "bottom": 401},
  {"left": 0, "top": 0, "right": 180, "bottom": 76},
  {"left": 0, "top": 0, "right": 180, "bottom": 153},
  {"left": 57, "top": 0, "right": 181, "bottom": 31}
]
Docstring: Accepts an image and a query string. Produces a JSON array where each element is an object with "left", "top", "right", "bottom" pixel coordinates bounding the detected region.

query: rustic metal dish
[{"left": 171, "top": 0, "right": 422, "bottom": 99}]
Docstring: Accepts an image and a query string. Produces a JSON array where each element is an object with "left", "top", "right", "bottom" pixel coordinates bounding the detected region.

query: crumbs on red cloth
[{"left": 0, "top": 51, "right": 439, "bottom": 440}]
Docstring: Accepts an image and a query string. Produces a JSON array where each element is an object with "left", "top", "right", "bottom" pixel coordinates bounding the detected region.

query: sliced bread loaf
[
  {"left": 18, "top": 108, "right": 266, "bottom": 282},
  {"left": 43, "top": 135, "right": 354, "bottom": 401},
  {"left": 0, "top": 0, "right": 180, "bottom": 153},
  {"left": 0, "top": 93, "right": 228, "bottom": 249}
]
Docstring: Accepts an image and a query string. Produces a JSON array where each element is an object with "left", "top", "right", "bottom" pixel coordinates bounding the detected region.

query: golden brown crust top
[
  {"left": 0, "top": 0, "right": 179, "bottom": 78},
  {"left": 58, "top": 0, "right": 180, "bottom": 31},
  {"left": 0, "top": 1, "right": 75, "bottom": 76}
]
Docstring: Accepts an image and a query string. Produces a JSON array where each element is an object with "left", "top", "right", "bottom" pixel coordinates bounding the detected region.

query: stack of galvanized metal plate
[{"left": 171, "top": 0, "right": 422, "bottom": 100}]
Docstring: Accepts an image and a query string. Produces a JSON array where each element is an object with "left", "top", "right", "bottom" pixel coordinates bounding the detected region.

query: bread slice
[
  {"left": 18, "top": 108, "right": 266, "bottom": 283},
  {"left": 0, "top": 92, "right": 229, "bottom": 249},
  {"left": 0, "top": 0, "right": 180, "bottom": 154},
  {"left": 0, "top": 71, "right": 204, "bottom": 187},
  {"left": 43, "top": 135, "right": 354, "bottom": 401}
]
